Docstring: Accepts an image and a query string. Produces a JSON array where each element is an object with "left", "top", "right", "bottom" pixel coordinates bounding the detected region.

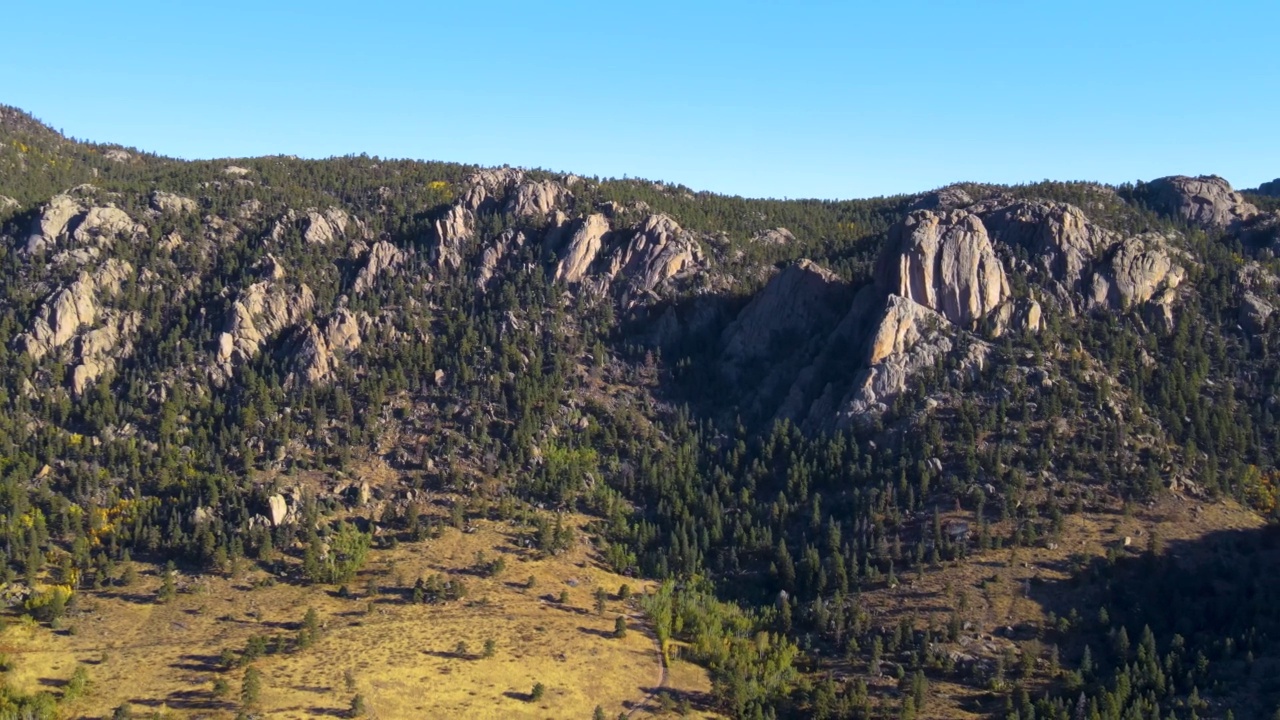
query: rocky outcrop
[
  {"left": 25, "top": 193, "right": 144, "bottom": 254},
  {"left": 14, "top": 258, "right": 139, "bottom": 393},
  {"left": 909, "top": 186, "right": 973, "bottom": 212},
  {"left": 476, "top": 229, "right": 526, "bottom": 289},
  {"left": 20, "top": 275, "right": 100, "bottom": 359},
  {"left": 1145, "top": 175, "right": 1258, "bottom": 229},
  {"left": 877, "top": 210, "right": 1010, "bottom": 328},
  {"left": 324, "top": 309, "right": 362, "bottom": 353},
  {"left": 978, "top": 200, "right": 1108, "bottom": 297},
  {"left": 607, "top": 214, "right": 705, "bottom": 304},
  {"left": 832, "top": 295, "right": 990, "bottom": 426},
  {"left": 751, "top": 228, "right": 795, "bottom": 245},
  {"left": 74, "top": 207, "right": 141, "bottom": 247},
  {"left": 288, "top": 309, "right": 362, "bottom": 385},
  {"left": 353, "top": 241, "right": 407, "bottom": 293},
  {"left": 215, "top": 281, "right": 315, "bottom": 379},
  {"left": 505, "top": 180, "right": 571, "bottom": 219},
  {"left": 721, "top": 260, "right": 849, "bottom": 370},
  {"left": 0, "top": 196, "right": 17, "bottom": 212},
  {"left": 460, "top": 167, "right": 524, "bottom": 213},
  {"left": 17, "top": 258, "right": 136, "bottom": 362},
  {"left": 986, "top": 298, "right": 1044, "bottom": 337},
  {"left": 304, "top": 208, "right": 351, "bottom": 244},
  {"left": 70, "top": 311, "right": 141, "bottom": 394},
  {"left": 150, "top": 190, "right": 197, "bottom": 214},
  {"left": 1241, "top": 292, "right": 1274, "bottom": 334},
  {"left": 553, "top": 214, "right": 610, "bottom": 285},
  {"left": 27, "top": 194, "right": 84, "bottom": 252},
  {"left": 432, "top": 206, "right": 472, "bottom": 269},
  {"left": 1088, "top": 234, "right": 1185, "bottom": 311}
]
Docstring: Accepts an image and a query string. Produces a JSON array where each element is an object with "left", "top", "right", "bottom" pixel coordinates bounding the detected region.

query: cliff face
[{"left": 876, "top": 209, "right": 1010, "bottom": 329}]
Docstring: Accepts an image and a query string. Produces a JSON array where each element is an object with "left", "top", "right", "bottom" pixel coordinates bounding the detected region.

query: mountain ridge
[{"left": 1, "top": 104, "right": 1280, "bottom": 718}]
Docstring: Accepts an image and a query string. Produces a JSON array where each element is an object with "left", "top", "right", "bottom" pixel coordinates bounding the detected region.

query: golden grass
[
  {"left": 1, "top": 514, "right": 715, "bottom": 719},
  {"left": 851, "top": 496, "right": 1266, "bottom": 718}
]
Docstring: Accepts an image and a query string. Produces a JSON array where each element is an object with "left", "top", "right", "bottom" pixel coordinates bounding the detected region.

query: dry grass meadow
[
  {"left": 0, "top": 510, "right": 718, "bottom": 719},
  {"left": 849, "top": 495, "right": 1266, "bottom": 718}
]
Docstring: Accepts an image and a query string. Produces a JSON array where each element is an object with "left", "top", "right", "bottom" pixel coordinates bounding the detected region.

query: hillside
[{"left": 1, "top": 104, "right": 1280, "bottom": 719}]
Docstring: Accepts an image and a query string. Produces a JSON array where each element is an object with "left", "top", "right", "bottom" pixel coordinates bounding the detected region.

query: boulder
[
  {"left": 877, "top": 209, "right": 1010, "bottom": 328},
  {"left": 0, "top": 195, "right": 17, "bottom": 211},
  {"left": 553, "top": 214, "right": 610, "bottom": 285},
  {"left": 1145, "top": 175, "right": 1258, "bottom": 229},
  {"left": 268, "top": 494, "right": 289, "bottom": 526}
]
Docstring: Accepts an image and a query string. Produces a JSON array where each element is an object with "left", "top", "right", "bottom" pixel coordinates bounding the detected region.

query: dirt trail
[{"left": 626, "top": 614, "right": 668, "bottom": 718}]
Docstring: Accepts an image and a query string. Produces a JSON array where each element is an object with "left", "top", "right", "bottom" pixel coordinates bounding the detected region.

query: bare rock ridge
[
  {"left": 1145, "top": 175, "right": 1258, "bottom": 229},
  {"left": 724, "top": 189, "right": 1195, "bottom": 429}
]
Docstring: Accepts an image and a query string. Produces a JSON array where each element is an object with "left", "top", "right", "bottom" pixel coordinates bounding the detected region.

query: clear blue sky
[{"left": 3, "top": 1, "right": 1277, "bottom": 199}]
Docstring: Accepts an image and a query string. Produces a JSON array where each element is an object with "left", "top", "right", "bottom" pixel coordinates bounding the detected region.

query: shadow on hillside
[
  {"left": 171, "top": 652, "right": 223, "bottom": 672},
  {"left": 1029, "top": 523, "right": 1280, "bottom": 714}
]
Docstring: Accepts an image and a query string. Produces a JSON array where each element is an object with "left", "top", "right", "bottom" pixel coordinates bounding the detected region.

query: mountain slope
[{"left": 1, "top": 105, "right": 1279, "bottom": 718}]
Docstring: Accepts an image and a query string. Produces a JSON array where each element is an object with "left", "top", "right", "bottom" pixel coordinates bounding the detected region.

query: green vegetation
[{"left": 1, "top": 105, "right": 1279, "bottom": 718}]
